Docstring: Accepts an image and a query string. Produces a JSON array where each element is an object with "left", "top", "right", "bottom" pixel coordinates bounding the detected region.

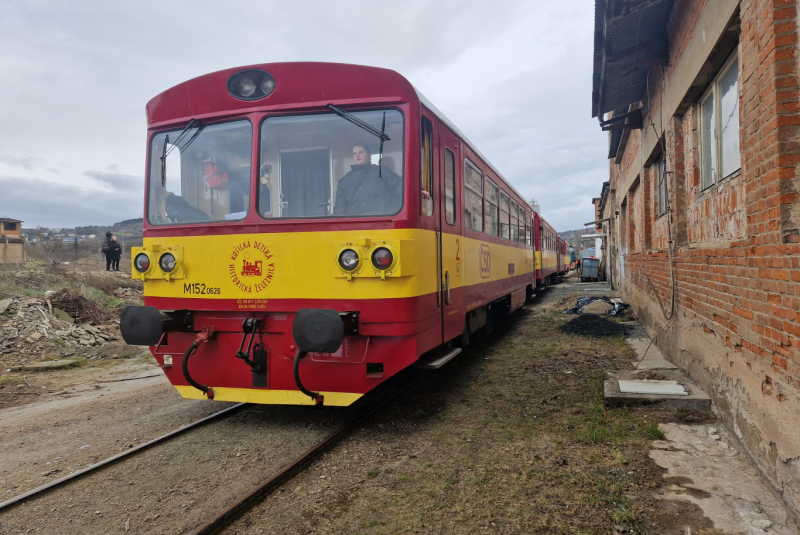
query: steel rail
[
  {"left": 0, "top": 402, "right": 246, "bottom": 512},
  {"left": 188, "top": 372, "right": 421, "bottom": 535}
]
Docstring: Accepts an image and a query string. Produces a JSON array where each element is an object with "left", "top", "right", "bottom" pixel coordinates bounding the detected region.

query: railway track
[
  {"left": 0, "top": 402, "right": 246, "bottom": 513},
  {"left": 0, "top": 366, "right": 423, "bottom": 533},
  {"left": 188, "top": 367, "right": 421, "bottom": 535}
]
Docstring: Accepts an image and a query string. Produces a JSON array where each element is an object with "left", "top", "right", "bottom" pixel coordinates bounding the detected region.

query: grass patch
[
  {"left": 349, "top": 299, "right": 672, "bottom": 534},
  {"left": 0, "top": 376, "right": 24, "bottom": 387},
  {"left": 81, "top": 286, "right": 126, "bottom": 309}
]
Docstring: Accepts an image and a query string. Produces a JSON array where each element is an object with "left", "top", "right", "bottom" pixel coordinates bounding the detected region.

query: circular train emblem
[{"left": 228, "top": 239, "right": 276, "bottom": 293}]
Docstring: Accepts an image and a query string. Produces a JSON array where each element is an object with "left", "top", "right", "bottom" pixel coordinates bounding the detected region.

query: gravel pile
[{"left": 559, "top": 313, "right": 626, "bottom": 337}]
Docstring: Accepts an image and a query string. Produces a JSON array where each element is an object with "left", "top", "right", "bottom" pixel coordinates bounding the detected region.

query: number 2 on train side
[{"left": 455, "top": 238, "right": 460, "bottom": 260}]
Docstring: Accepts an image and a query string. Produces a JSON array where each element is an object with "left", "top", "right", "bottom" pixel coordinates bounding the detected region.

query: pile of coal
[{"left": 559, "top": 313, "right": 626, "bottom": 337}]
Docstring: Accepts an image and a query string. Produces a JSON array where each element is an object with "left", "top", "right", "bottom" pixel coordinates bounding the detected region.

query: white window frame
[
  {"left": 657, "top": 156, "right": 667, "bottom": 217},
  {"left": 699, "top": 53, "right": 740, "bottom": 190}
]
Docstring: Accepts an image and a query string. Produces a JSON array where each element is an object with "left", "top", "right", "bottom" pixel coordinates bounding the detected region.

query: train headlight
[
  {"left": 261, "top": 77, "right": 276, "bottom": 94},
  {"left": 338, "top": 249, "right": 359, "bottom": 271},
  {"left": 134, "top": 253, "right": 151, "bottom": 273},
  {"left": 227, "top": 69, "right": 276, "bottom": 101},
  {"left": 159, "top": 253, "right": 177, "bottom": 273},
  {"left": 371, "top": 247, "right": 394, "bottom": 270},
  {"left": 237, "top": 77, "right": 256, "bottom": 98}
]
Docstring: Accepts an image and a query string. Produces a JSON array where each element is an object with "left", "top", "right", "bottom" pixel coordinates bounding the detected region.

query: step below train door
[{"left": 438, "top": 123, "right": 464, "bottom": 343}]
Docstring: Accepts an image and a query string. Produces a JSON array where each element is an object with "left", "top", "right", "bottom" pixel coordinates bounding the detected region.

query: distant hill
[
  {"left": 75, "top": 218, "right": 143, "bottom": 237},
  {"left": 558, "top": 229, "right": 584, "bottom": 249}
]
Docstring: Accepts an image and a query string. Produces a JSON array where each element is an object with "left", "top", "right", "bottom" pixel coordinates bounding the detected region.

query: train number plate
[{"left": 183, "top": 283, "right": 221, "bottom": 295}]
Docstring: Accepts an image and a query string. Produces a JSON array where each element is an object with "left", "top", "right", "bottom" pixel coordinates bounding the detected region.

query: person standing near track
[
  {"left": 102, "top": 231, "right": 113, "bottom": 271},
  {"left": 108, "top": 235, "right": 122, "bottom": 271}
]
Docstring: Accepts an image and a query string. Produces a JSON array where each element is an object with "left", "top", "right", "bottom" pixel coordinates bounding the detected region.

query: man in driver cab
[{"left": 333, "top": 142, "right": 402, "bottom": 216}]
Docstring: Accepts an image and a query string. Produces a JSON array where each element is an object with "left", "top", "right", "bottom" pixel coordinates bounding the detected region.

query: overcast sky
[{"left": 0, "top": 0, "right": 606, "bottom": 232}]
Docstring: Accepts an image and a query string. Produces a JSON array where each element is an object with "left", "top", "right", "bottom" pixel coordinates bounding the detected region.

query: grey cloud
[
  {"left": 0, "top": 176, "right": 142, "bottom": 228},
  {"left": 0, "top": 156, "right": 43, "bottom": 170},
  {"left": 85, "top": 168, "right": 140, "bottom": 191}
]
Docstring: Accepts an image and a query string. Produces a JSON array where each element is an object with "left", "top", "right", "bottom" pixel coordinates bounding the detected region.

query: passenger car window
[
  {"left": 510, "top": 200, "right": 519, "bottom": 242},
  {"left": 500, "top": 190, "right": 510, "bottom": 240},
  {"left": 464, "top": 159, "right": 483, "bottom": 232},
  {"left": 485, "top": 178, "right": 499, "bottom": 236}
]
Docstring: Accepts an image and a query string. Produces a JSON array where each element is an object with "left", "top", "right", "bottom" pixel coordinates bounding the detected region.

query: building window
[
  {"left": 421, "top": 117, "right": 434, "bottom": 216},
  {"left": 4, "top": 222, "right": 17, "bottom": 231},
  {"left": 444, "top": 148, "right": 455, "bottom": 225},
  {"left": 464, "top": 159, "right": 483, "bottom": 232},
  {"left": 700, "top": 53, "right": 740, "bottom": 189},
  {"left": 485, "top": 178, "right": 499, "bottom": 236},
  {"left": 657, "top": 157, "right": 667, "bottom": 217}
]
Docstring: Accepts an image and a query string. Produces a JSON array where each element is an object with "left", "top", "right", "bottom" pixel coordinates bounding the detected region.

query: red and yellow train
[{"left": 121, "top": 62, "right": 567, "bottom": 406}]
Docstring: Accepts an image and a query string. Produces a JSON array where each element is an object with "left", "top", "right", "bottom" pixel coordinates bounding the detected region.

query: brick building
[
  {"left": 592, "top": 0, "right": 800, "bottom": 517},
  {"left": 0, "top": 218, "right": 25, "bottom": 265}
]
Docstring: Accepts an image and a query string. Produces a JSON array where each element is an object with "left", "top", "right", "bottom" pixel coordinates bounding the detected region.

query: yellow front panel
[
  {"left": 138, "top": 230, "right": 437, "bottom": 301},
  {"left": 136, "top": 229, "right": 535, "bottom": 302}
]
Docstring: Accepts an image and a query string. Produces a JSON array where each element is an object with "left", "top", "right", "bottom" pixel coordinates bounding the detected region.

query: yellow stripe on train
[
  {"left": 134, "top": 229, "right": 534, "bottom": 301},
  {"left": 174, "top": 385, "right": 363, "bottom": 406}
]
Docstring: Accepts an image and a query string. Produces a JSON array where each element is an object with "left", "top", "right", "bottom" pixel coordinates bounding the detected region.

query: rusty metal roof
[{"left": 592, "top": 0, "right": 675, "bottom": 118}]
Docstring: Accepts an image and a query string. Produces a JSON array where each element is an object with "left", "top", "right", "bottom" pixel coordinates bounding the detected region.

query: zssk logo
[{"left": 479, "top": 244, "right": 491, "bottom": 278}]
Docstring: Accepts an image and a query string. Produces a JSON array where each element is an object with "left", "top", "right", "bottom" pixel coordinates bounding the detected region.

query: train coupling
[{"left": 235, "top": 318, "right": 264, "bottom": 373}]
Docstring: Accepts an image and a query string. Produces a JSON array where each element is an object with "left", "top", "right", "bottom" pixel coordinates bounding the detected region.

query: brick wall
[{"left": 600, "top": 0, "right": 800, "bottom": 518}]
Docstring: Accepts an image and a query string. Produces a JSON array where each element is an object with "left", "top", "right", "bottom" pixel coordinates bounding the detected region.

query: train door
[
  {"left": 438, "top": 123, "right": 464, "bottom": 343},
  {"left": 278, "top": 148, "right": 331, "bottom": 217},
  {"left": 420, "top": 113, "right": 444, "bottom": 349}
]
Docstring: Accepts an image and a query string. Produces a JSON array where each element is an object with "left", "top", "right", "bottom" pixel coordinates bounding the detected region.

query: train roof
[{"left": 146, "top": 62, "right": 528, "bottom": 207}]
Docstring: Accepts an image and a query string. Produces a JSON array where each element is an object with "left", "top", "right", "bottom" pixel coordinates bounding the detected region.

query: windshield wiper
[
  {"left": 160, "top": 119, "right": 204, "bottom": 187},
  {"left": 328, "top": 104, "right": 390, "bottom": 177}
]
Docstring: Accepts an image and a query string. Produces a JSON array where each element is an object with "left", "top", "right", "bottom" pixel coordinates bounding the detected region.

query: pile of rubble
[{"left": 0, "top": 296, "right": 121, "bottom": 361}]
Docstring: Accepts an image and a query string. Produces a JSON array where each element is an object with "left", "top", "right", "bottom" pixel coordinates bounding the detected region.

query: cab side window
[
  {"left": 421, "top": 117, "right": 434, "bottom": 216},
  {"left": 444, "top": 148, "right": 456, "bottom": 225}
]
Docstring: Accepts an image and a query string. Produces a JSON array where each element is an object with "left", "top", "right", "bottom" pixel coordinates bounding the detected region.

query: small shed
[{"left": 0, "top": 218, "right": 26, "bottom": 265}]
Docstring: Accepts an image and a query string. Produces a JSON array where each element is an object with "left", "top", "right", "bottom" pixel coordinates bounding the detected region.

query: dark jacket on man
[
  {"left": 333, "top": 164, "right": 403, "bottom": 216},
  {"left": 108, "top": 240, "right": 122, "bottom": 261}
]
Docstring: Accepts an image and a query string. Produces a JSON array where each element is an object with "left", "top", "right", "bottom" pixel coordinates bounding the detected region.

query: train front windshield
[
  {"left": 148, "top": 120, "right": 253, "bottom": 225},
  {"left": 147, "top": 110, "right": 404, "bottom": 225},
  {"left": 258, "top": 109, "right": 404, "bottom": 218}
]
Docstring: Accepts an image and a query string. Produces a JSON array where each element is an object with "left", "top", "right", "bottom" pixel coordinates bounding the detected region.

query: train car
[
  {"left": 557, "top": 237, "right": 568, "bottom": 276},
  {"left": 533, "top": 212, "right": 559, "bottom": 288},
  {"left": 120, "top": 62, "right": 534, "bottom": 406}
]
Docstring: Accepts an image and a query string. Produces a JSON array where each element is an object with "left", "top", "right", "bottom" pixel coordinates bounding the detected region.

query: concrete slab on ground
[
  {"left": 605, "top": 369, "right": 711, "bottom": 409},
  {"left": 625, "top": 337, "right": 678, "bottom": 369},
  {"left": 618, "top": 379, "right": 688, "bottom": 395},
  {"left": 650, "top": 423, "right": 799, "bottom": 534}
]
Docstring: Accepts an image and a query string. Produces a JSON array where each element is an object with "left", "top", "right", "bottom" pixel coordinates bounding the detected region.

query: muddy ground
[{"left": 0, "top": 267, "right": 762, "bottom": 534}]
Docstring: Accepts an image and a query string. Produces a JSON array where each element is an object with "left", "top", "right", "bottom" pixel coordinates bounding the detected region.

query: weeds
[{"left": 80, "top": 286, "right": 125, "bottom": 309}]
